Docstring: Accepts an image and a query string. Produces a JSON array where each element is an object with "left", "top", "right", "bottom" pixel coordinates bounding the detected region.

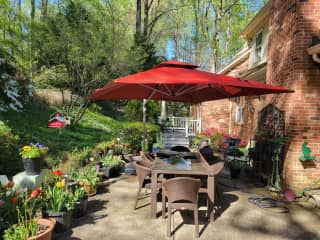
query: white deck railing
[{"left": 160, "top": 116, "right": 201, "bottom": 137}]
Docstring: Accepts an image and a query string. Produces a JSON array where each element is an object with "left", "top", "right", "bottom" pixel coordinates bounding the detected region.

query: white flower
[{"left": 116, "top": 138, "right": 120, "bottom": 142}]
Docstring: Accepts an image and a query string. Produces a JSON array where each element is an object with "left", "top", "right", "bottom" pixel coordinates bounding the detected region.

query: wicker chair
[
  {"left": 162, "top": 177, "right": 201, "bottom": 238},
  {"left": 133, "top": 161, "right": 160, "bottom": 210},
  {"left": 199, "top": 161, "right": 225, "bottom": 218}
]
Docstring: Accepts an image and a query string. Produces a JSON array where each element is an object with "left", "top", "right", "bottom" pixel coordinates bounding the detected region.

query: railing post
[
  {"left": 185, "top": 117, "right": 189, "bottom": 137},
  {"left": 172, "top": 116, "right": 174, "bottom": 129}
]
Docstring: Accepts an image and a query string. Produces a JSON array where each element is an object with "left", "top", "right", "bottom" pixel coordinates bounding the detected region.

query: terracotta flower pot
[
  {"left": 22, "top": 157, "right": 43, "bottom": 175},
  {"left": 83, "top": 182, "right": 96, "bottom": 197},
  {"left": 28, "top": 218, "right": 56, "bottom": 240}
]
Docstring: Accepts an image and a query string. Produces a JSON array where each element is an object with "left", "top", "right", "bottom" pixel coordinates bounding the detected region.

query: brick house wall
[
  {"left": 197, "top": 0, "right": 320, "bottom": 191},
  {"left": 267, "top": 0, "right": 320, "bottom": 191},
  {"left": 195, "top": 57, "right": 250, "bottom": 134}
]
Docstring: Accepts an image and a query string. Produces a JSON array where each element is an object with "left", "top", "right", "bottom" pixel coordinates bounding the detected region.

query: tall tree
[{"left": 136, "top": 0, "right": 142, "bottom": 34}]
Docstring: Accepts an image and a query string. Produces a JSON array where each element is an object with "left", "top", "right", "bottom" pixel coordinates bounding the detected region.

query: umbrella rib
[
  {"left": 147, "top": 88, "right": 157, "bottom": 100},
  {"left": 175, "top": 85, "right": 199, "bottom": 96},
  {"left": 139, "top": 84, "right": 171, "bottom": 97},
  {"left": 163, "top": 84, "right": 174, "bottom": 96},
  {"left": 175, "top": 84, "right": 192, "bottom": 95}
]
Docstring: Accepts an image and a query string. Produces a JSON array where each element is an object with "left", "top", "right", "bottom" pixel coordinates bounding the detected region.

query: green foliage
[
  {"left": 0, "top": 121, "right": 22, "bottom": 177},
  {"left": 19, "top": 143, "right": 48, "bottom": 159},
  {"left": 101, "top": 155, "right": 125, "bottom": 168},
  {"left": 124, "top": 100, "right": 159, "bottom": 122},
  {"left": 119, "top": 122, "right": 161, "bottom": 152},
  {"left": 3, "top": 190, "right": 41, "bottom": 240},
  {"left": 72, "top": 185, "right": 86, "bottom": 201},
  {"left": 299, "top": 142, "right": 316, "bottom": 162},
  {"left": 3, "top": 218, "right": 38, "bottom": 240},
  {"left": 126, "top": 34, "right": 164, "bottom": 73},
  {"left": 44, "top": 180, "right": 75, "bottom": 213},
  {"left": 0, "top": 102, "right": 118, "bottom": 165},
  {"left": 70, "top": 166, "right": 99, "bottom": 188},
  {"left": 0, "top": 47, "right": 32, "bottom": 112}
]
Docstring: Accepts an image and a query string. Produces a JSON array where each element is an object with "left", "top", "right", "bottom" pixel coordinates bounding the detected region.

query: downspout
[
  {"left": 307, "top": 44, "right": 320, "bottom": 64},
  {"left": 229, "top": 97, "right": 232, "bottom": 136},
  {"left": 312, "top": 53, "right": 320, "bottom": 63}
]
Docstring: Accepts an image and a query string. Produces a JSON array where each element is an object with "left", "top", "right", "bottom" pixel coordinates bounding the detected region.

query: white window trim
[{"left": 253, "top": 30, "right": 263, "bottom": 63}]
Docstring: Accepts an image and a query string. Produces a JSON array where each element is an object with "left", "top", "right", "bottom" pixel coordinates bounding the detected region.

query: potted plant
[
  {"left": 43, "top": 171, "right": 75, "bottom": 233},
  {"left": 3, "top": 187, "right": 56, "bottom": 240},
  {"left": 101, "top": 155, "right": 125, "bottom": 178},
  {"left": 229, "top": 161, "right": 242, "bottom": 179},
  {"left": 0, "top": 181, "right": 20, "bottom": 235},
  {"left": 71, "top": 166, "right": 99, "bottom": 196},
  {"left": 19, "top": 143, "right": 48, "bottom": 175},
  {"left": 71, "top": 185, "right": 88, "bottom": 218}
]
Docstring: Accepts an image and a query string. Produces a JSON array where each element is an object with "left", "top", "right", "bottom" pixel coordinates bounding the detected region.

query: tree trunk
[
  {"left": 226, "top": 9, "right": 232, "bottom": 52},
  {"left": 136, "top": 0, "right": 142, "bottom": 35},
  {"left": 31, "top": 0, "right": 35, "bottom": 20},
  {"left": 41, "top": 0, "right": 48, "bottom": 19},
  {"left": 143, "top": 0, "right": 149, "bottom": 36},
  {"left": 193, "top": 0, "right": 201, "bottom": 64}
]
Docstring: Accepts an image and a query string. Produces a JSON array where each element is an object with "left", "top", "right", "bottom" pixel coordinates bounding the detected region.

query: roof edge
[
  {"left": 217, "top": 47, "right": 251, "bottom": 74},
  {"left": 240, "top": 2, "right": 271, "bottom": 40}
]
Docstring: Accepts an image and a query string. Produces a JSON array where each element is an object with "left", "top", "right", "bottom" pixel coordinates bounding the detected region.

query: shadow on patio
[{"left": 56, "top": 175, "right": 320, "bottom": 240}]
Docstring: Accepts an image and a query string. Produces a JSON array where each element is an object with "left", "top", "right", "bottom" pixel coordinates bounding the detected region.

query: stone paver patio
[{"left": 56, "top": 175, "right": 320, "bottom": 240}]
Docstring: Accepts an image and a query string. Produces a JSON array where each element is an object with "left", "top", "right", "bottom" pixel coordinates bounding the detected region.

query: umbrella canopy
[{"left": 90, "top": 60, "right": 293, "bottom": 103}]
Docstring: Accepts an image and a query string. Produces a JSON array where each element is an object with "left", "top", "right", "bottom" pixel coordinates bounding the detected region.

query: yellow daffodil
[
  {"left": 55, "top": 179, "right": 65, "bottom": 188},
  {"left": 23, "top": 146, "right": 32, "bottom": 151}
]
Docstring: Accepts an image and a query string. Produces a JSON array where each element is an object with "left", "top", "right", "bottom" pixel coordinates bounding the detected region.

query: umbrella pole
[{"left": 143, "top": 99, "right": 147, "bottom": 151}]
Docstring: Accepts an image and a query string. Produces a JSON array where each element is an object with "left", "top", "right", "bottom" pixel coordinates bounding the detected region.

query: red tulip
[
  {"left": 7, "top": 181, "right": 14, "bottom": 188},
  {"left": 31, "top": 188, "right": 41, "bottom": 198},
  {"left": 11, "top": 197, "right": 18, "bottom": 204},
  {"left": 54, "top": 170, "right": 63, "bottom": 176}
]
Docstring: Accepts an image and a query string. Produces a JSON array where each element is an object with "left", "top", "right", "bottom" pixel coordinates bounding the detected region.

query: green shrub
[
  {"left": 119, "top": 122, "right": 160, "bottom": 152},
  {"left": 124, "top": 100, "right": 159, "bottom": 123},
  {"left": 0, "top": 121, "right": 22, "bottom": 177}
]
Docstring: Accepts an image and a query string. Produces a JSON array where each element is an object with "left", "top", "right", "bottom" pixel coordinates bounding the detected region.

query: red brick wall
[
  {"left": 267, "top": 0, "right": 320, "bottom": 191},
  {"left": 197, "top": 58, "right": 250, "bottom": 134},
  {"left": 198, "top": 0, "right": 320, "bottom": 191}
]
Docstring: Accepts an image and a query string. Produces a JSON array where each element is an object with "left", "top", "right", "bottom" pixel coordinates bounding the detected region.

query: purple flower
[
  {"left": 96, "top": 164, "right": 100, "bottom": 171},
  {"left": 0, "top": 199, "right": 5, "bottom": 207},
  {"left": 35, "top": 143, "right": 40, "bottom": 147}
]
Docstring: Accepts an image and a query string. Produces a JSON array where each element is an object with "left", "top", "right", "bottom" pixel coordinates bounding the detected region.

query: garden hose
[{"left": 248, "top": 195, "right": 289, "bottom": 213}]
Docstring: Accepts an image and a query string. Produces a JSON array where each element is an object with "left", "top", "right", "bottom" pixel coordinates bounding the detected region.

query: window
[
  {"left": 235, "top": 97, "right": 243, "bottom": 125},
  {"left": 254, "top": 31, "right": 263, "bottom": 63}
]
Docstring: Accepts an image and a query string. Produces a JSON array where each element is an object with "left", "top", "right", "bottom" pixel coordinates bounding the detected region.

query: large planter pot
[
  {"left": 22, "top": 157, "right": 43, "bottom": 175},
  {"left": 72, "top": 196, "right": 88, "bottom": 218},
  {"left": 110, "top": 166, "right": 123, "bottom": 178},
  {"left": 230, "top": 166, "right": 241, "bottom": 179},
  {"left": 28, "top": 218, "right": 56, "bottom": 240},
  {"left": 101, "top": 166, "right": 111, "bottom": 178},
  {"left": 48, "top": 211, "right": 72, "bottom": 233}
]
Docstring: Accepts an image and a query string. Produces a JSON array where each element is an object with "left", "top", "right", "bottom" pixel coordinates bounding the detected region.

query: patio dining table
[{"left": 150, "top": 152, "right": 222, "bottom": 222}]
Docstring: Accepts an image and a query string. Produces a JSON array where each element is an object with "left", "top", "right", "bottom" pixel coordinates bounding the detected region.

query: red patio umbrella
[
  {"left": 90, "top": 60, "right": 293, "bottom": 103},
  {"left": 90, "top": 60, "right": 293, "bottom": 148}
]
